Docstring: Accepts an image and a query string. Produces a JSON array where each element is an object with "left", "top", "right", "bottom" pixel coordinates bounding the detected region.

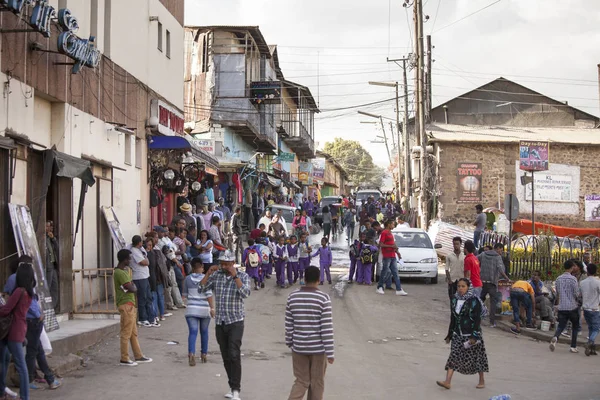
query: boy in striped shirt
[{"left": 285, "top": 266, "right": 335, "bottom": 400}]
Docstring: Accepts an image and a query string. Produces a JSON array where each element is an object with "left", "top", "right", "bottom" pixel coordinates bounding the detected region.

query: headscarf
[{"left": 455, "top": 278, "right": 488, "bottom": 318}]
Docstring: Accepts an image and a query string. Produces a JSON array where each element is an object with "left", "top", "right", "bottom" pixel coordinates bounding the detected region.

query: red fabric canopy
[{"left": 512, "top": 219, "right": 600, "bottom": 237}]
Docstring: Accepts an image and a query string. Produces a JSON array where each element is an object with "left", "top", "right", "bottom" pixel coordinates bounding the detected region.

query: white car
[{"left": 392, "top": 227, "right": 441, "bottom": 283}]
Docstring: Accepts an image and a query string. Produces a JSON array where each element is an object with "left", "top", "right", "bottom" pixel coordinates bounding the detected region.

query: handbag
[{"left": 0, "top": 289, "right": 25, "bottom": 340}]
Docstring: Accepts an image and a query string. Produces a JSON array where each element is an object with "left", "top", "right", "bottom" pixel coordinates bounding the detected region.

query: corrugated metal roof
[
  {"left": 427, "top": 123, "right": 600, "bottom": 145},
  {"left": 185, "top": 25, "right": 271, "bottom": 57}
]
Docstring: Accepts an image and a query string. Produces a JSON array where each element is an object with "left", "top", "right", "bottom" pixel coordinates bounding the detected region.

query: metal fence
[
  {"left": 72, "top": 268, "right": 118, "bottom": 314},
  {"left": 479, "top": 231, "right": 600, "bottom": 280}
]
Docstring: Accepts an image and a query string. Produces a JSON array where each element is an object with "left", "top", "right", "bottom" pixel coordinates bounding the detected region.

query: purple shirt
[{"left": 311, "top": 246, "right": 332, "bottom": 267}]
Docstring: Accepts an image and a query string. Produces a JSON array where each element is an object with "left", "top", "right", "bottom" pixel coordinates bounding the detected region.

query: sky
[{"left": 184, "top": 0, "right": 600, "bottom": 179}]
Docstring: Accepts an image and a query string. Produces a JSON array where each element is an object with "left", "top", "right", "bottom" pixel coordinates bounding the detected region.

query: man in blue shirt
[{"left": 5, "top": 261, "right": 62, "bottom": 390}]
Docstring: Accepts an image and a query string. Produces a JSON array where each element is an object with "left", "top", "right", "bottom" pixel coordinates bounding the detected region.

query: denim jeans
[
  {"left": 133, "top": 278, "right": 155, "bottom": 323},
  {"left": 346, "top": 224, "right": 355, "bottom": 242},
  {"left": 186, "top": 316, "right": 211, "bottom": 355},
  {"left": 584, "top": 310, "right": 600, "bottom": 344},
  {"left": 378, "top": 257, "right": 402, "bottom": 291},
  {"left": 216, "top": 321, "right": 245, "bottom": 392},
  {"left": 0, "top": 340, "right": 29, "bottom": 400},
  {"left": 481, "top": 283, "right": 499, "bottom": 324},
  {"left": 152, "top": 284, "right": 165, "bottom": 318},
  {"left": 554, "top": 308, "right": 580, "bottom": 348},
  {"left": 174, "top": 266, "right": 185, "bottom": 295},
  {"left": 510, "top": 290, "right": 532, "bottom": 325},
  {"left": 26, "top": 319, "right": 54, "bottom": 384},
  {"left": 473, "top": 230, "right": 482, "bottom": 248}
]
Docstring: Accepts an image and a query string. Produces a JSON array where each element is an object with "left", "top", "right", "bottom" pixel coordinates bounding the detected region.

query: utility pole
[
  {"left": 426, "top": 35, "right": 432, "bottom": 121},
  {"left": 597, "top": 64, "right": 600, "bottom": 115},
  {"left": 414, "top": 0, "right": 428, "bottom": 229}
]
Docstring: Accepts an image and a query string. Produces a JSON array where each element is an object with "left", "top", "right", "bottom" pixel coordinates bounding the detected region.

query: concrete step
[{"left": 47, "top": 316, "right": 120, "bottom": 357}]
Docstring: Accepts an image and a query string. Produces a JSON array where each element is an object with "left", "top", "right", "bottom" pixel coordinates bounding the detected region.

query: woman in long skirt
[{"left": 437, "top": 278, "right": 489, "bottom": 390}]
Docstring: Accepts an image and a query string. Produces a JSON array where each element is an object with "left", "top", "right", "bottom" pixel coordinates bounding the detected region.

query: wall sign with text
[
  {"left": 524, "top": 173, "right": 572, "bottom": 202},
  {"left": 457, "top": 162, "right": 482, "bottom": 203},
  {"left": 519, "top": 141, "right": 549, "bottom": 171}
]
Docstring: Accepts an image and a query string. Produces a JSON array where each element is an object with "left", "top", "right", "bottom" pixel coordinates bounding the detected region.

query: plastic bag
[{"left": 40, "top": 326, "right": 52, "bottom": 355}]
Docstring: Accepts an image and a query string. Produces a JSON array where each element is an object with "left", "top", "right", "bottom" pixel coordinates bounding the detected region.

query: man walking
[
  {"left": 376, "top": 220, "right": 407, "bottom": 296},
  {"left": 130, "top": 235, "right": 158, "bottom": 327},
  {"left": 230, "top": 206, "right": 244, "bottom": 263},
  {"left": 580, "top": 263, "right": 600, "bottom": 356},
  {"left": 286, "top": 266, "right": 335, "bottom": 400},
  {"left": 45, "top": 220, "right": 60, "bottom": 309},
  {"left": 473, "top": 204, "right": 486, "bottom": 248},
  {"left": 445, "top": 237, "right": 464, "bottom": 301},
  {"left": 463, "top": 240, "right": 482, "bottom": 297},
  {"left": 478, "top": 242, "right": 510, "bottom": 327},
  {"left": 200, "top": 251, "right": 251, "bottom": 400},
  {"left": 113, "top": 249, "right": 152, "bottom": 366},
  {"left": 550, "top": 259, "right": 582, "bottom": 353}
]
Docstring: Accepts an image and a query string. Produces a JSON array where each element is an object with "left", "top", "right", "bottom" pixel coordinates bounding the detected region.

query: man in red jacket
[{"left": 463, "top": 240, "right": 483, "bottom": 297}]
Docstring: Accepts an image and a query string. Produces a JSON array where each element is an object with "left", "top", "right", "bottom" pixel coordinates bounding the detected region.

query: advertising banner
[
  {"left": 585, "top": 194, "right": 600, "bottom": 221},
  {"left": 519, "top": 141, "right": 549, "bottom": 171},
  {"left": 298, "top": 162, "right": 313, "bottom": 185},
  {"left": 312, "top": 158, "right": 326, "bottom": 179},
  {"left": 457, "top": 162, "right": 482, "bottom": 203}
]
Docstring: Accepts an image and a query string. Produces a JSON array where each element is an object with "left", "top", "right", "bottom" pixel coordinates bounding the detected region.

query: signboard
[
  {"left": 504, "top": 194, "right": 519, "bottom": 221},
  {"left": 101, "top": 206, "right": 127, "bottom": 251},
  {"left": 278, "top": 152, "right": 295, "bottom": 162},
  {"left": 457, "top": 162, "right": 482, "bottom": 203},
  {"left": 8, "top": 204, "right": 59, "bottom": 332},
  {"left": 525, "top": 174, "right": 572, "bottom": 202},
  {"left": 519, "top": 141, "right": 549, "bottom": 171},
  {"left": 298, "top": 162, "right": 313, "bottom": 185},
  {"left": 0, "top": 1, "right": 101, "bottom": 74},
  {"left": 191, "top": 139, "right": 215, "bottom": 154},
  {"left": 250, "top": 81, "right": 281, "bottom": 104},
  {"left": 151, "top": 100, "right": 184, "bottom": 136},
  {"left": 585, "top": 195, "right": 600, "bottom": 221},
  {"left": 312, "top": 158, "right": 326, "bottom": 179}
]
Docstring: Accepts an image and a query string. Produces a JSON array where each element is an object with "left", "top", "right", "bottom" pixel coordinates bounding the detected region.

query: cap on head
[
  {"left": 218, "top": 250, "right": 236, "bottom": 263},
  {"left": 153, "top": 225, "right": 166, "bottom": 233}
]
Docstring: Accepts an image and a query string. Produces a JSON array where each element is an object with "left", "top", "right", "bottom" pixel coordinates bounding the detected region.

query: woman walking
[
  {"left": 182, "top": 258, "right": 214, "bottom": 366},
  {"left": 321, "top": 206, "right": 332, "bottom": 239},
  {"left": 0, "top": 263, "right": 34, "bottom": 400},
  {"left": 437, "top": 278, "right": 489, "bottom": 390},
  {"left": 198, "top": 230, "right": 214, "bottom": 267}
]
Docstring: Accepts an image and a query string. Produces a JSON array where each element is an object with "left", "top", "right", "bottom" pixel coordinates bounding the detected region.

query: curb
[{"left": 495, "top": 320, "right": 588, "bottom": 347}]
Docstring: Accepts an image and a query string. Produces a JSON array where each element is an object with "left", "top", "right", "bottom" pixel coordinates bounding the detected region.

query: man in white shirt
[
  {"left": 129, "top": 235, "right": 159, "bottom": 327},
  {"left": 580, "top": 263, "right": 600, "bottom": 355},
  {"left": 258, "top": 210, "right": 273, "bottom": 232},
  {"left": 445, "top": 237, "right": 465, "bottom": 301}
]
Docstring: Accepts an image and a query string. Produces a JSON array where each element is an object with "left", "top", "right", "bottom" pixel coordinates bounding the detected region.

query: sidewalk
[{"left": 494, "top": 316, "right": 589, "bottom": 347}]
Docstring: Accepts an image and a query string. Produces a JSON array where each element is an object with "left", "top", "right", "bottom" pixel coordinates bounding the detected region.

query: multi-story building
[{"left": 0, "top": 0, "right": 187, "bottom": 314}]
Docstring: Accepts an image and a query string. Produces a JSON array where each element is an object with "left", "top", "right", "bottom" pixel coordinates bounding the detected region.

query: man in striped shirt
[{"left": 285, "top": 266, "right": 335, "bottom": 400}]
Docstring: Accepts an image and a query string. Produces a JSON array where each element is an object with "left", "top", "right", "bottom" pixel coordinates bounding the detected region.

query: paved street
[{"left": 34, "top": 233, "right": 600, "bottom": 400}]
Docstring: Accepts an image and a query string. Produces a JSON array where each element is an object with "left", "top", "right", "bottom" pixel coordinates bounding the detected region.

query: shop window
[
  {"left": 157, "top": 22, "right": 163, "bottom": 52},
  {"left": 166, "top": 30, "right": 171, "bottom": 58},
  {"left": 124, "top": 134, "right": 132, "bottom": 165},
  {"left": 135, "top": 138, "right": 142, "bottom": 169}
]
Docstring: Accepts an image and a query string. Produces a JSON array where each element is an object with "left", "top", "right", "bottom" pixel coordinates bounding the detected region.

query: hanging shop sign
[
  {"left": 457, "top": 162, "right": 482, "bottom": 203},
  {"left": 525, "top": 174, "right": 572, "bottom": 202},
  {"left": 0, "top": 1, "right": 101, "bottom": 74},
  {"left": 585, "top": 195, "right": 600, "bottom": 222},
  {"left": 519, "top": 141, "right": 549, "bottom": 171},
  {"left": 278, "top": 152, "right": 295, "bottom": 162},
  {"left": 191, "top": 139, "right": 215, "bottom": 154},
  {"left": 151, "top": 100, "right": 185, "bottom": 136},
  {"left": 298, "top": 162, "right": 313, "bottom": 185},
  {"left": 312, "top": 158, "right": 326, "bottom": 179}
]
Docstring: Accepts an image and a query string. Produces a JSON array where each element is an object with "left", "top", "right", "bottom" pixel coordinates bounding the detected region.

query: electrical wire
[
  {"left": 433, "top": 0, "right": 503, "bottom": 33},
  {"left": 429, "top": 0, "right": 442, "bottom": 33}
]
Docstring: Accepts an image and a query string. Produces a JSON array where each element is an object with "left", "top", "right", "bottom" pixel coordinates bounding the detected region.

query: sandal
[
  {"left": 436, "top": 381, "right": 451, "bottom": 390},
  {"left": 189, "top": 354, "right": 196, "bottom": 367},
  {"left": 201, "top": 354, "right": 207, "bottom": 363},
  {"left": 476, "top": 384, "right": 485, "bottom": 389}
]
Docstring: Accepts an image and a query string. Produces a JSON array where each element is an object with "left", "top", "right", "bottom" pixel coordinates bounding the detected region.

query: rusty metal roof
[{"left": 185, "top": 25, "right": 271, "bottom": 57}]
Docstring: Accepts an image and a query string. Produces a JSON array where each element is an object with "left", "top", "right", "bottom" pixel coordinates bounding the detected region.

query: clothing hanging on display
[{"left": 232, "top": 172, "right": 242, "bottom": 204}]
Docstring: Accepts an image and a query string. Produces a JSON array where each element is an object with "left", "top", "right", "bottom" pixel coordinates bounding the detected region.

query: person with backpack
[
  {"left": 358, "top": 238, "right": 378, "bottom": 285},
  {"left": 287, "top": 235, "right": 300, "bottom": 285},
  {"left": 274, "top": 236, "right": 289, "bottom": 289},
  {"left": 242, "top": 239, "right": 262, "bottom": 291},
  {"left": 297, "top": 234, "right": 312, "bottom": 286},
  {"left": 256, "top": 232, "right": 273, "bottom": 282},
  {"left": 348, "top": 233, "right": 362, "bottom": 284},
  {"left": 312, "top": 237, "right": 333, "bottom": 285}
]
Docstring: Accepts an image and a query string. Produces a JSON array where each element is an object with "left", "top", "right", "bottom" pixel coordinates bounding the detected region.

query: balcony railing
[{"left": 72, "top": 268, "right": 118, "bottom": 314}]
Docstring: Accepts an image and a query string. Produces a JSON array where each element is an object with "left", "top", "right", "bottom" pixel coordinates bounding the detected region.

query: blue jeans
[
  {"left": 152, "top": 284, "right": 165, "bottom": 318},
  {"left": 26, "top": 319, "right": 54, "bottom": 384},
  {"left": 510, "top": 290, "right": 532, "bottom": 325},
  {"left": 174, "top": 266, "right": 185, "bottom": 295},
  {"left": 378, "top": 257, "right": 402, "bottom": 291},
  {"left": 584, "top": 310, "right": 600, "bottom": 344},
  {"left": 0, "top": 340, "right": 29, "bottom": 400},
  {"left": 133, "top": 278, "right": 155, "bottom": 323},
  {"left": 473, "top": 231, "right": 482, "bottom": 248},
  {"left": 186, "top": 316, "right": 211, "bottom": 355}
]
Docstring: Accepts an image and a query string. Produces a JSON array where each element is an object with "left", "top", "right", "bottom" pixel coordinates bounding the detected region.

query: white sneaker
[
  {"left": 232, "top": 390, "right": 241, "bottom": 400},
  {"left": 141, "top": 321, "right": 151, "bottom": 327},
  {"left": 570, "top": 347, "right": 579, "bottom": 353},
  {"left": 5, "top": 387, "right": 18, "bottom": 397},
  {"left": 164, "top": 313, "right": 173, "bottom": 317},
  {"left": 224, "top": 391, "right": 233, "bottom": 399},
  {"left": 376, "top": 287, "right": 385, "bottom": 295},
  {"left": 549, "top": 337, "right": 557, "bottom": 352},
  {"left": 396, "top": 290, "right": 408, "bottom": 296}
]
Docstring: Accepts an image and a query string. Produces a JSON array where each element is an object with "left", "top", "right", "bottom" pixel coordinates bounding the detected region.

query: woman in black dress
[{"left": 437, "top": 278, "right": 489, "bottom": 390}]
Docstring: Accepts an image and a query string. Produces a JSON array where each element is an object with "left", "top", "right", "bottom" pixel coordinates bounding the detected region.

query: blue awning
[{"left": 148, "top": 135, "right": 219, "bottom": 169}]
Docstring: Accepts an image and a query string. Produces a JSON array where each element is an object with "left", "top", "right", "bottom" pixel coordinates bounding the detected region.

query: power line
[
  {"left": 429, "top": 0, "right": 442, "bottom": 33},
  {"left": 433, "top": 0, "right": 503, "bottom": 33}
]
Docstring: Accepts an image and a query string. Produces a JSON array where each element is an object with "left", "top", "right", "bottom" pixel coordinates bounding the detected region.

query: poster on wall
[
  {"left": 312, "top": 158, "right": 326, "bottom": 179},
  {"left": 298, "top": 162, "right": 313, "bottom": 185},
  {"left": 519, "top": 141, "right": 549, "bottom": 171},
  {"left": 457, "top": 163, "right": 482, "bottom": 203},
  {"left": 8, "top": 204, "right": 59, "bottom": 332},
  {"left": 585, "top": 195, "right": 600, "bottom": 221},
  {"left": 101, "top": 206, "right": 127, "bottom": 251},
  {"left": 525, "top": 174, "right": 572, "bottom": 202}
]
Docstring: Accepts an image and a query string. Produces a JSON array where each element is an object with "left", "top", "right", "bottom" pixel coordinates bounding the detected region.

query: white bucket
[{"left": 540, "top": 321, "right": 551, "bottom": 332}]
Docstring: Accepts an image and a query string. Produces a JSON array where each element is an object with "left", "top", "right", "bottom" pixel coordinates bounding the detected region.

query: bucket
[{"left": 540, "top": 321, "right": 550, "bottom": 332}]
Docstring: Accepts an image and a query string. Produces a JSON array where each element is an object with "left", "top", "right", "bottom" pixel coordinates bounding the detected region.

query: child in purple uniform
[
  {"left": 348, "top": 233, "right": 363, "bottom": 284},
  {"left": 274, "top": 236, "right": 289, "bottom": 288},
  {"left": 297, "top": 233, "right": 312, "bottom": 285},
  {"left": 311, "top": 237, "right": 333, "bottom": 285},
  {"left": 286, "top": 235, "right": 300, "bottom": 285},
  {"left": 359, "top": 239, "right": 378, "bottom": 285},
  {"left": 257, "top": 232, "right": 272, "bottom": 280},
  {"left": 242, "top": 239, "right": 261, "bottom": 290}
]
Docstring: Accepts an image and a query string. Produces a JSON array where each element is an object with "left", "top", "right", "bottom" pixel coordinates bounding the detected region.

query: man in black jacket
[
  {"left": 478, "top": 243, "right": 510, "bottom": 327},
  {"left": 45, "top": 221, "right": 60, "bottom": 310}
]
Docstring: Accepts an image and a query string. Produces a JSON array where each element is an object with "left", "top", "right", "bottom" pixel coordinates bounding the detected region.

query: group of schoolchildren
[
  {"left": 348, "top": 231, "right": 379, "bottom": 285},
  {"left": 241, "top": 232, "right": 334, "bottom": 290}
]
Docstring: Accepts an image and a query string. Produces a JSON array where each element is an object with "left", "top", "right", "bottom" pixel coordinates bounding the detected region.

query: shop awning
[
  {"left": 44, "top": 150, "right": 96, "bottom": 187},
  {"left": 148, "top": 135, "right": 219, "bottom": 170},
  {"left": 324, "top": 181, "right": 339, "bottom": 188},
  {"left": 0, "top": 136, "right": 16, "bottom": 150},
  {"left": 282, "top": 178, "right": 300, "bottom": 190},
  {"left": 263, "top": 173, "right": 281, "bottom": 188}
]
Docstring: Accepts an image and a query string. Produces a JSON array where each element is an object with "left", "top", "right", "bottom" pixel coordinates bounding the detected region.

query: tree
[{"left": 323, "top": 138, "right": 386, "bottom": 189}]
